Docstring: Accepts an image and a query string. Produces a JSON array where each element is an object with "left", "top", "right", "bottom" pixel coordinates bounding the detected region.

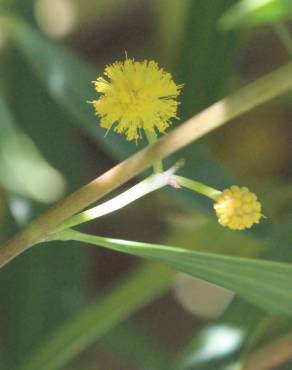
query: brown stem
[
  {"left": 1, "top": 61, "right": 292, "bottom": 268},
  {"left": 243, "top": 332, "right": 292, "bottom": 370}
]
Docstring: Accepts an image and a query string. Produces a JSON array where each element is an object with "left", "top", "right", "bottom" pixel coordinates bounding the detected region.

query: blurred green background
[{"left": 1, "top": 0, "right": 292, "bottom": 369}]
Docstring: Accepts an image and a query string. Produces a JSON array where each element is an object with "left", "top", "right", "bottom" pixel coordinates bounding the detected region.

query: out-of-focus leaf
[
  {"left": 0, "top": 132, "right": 66, "bottom": 203},
  {"left": 74, "top": 0, "right": 140, "bottom": 28},
  {"left": 156, "top": 0, "right": 190, "bottom": 63},
  {"left": 65, "top": 230, "right": 292, "bottom": 317},
  {"left": 2, "top": 16, "right": 136, "bottom": 160},
  {"left": 0, "top": 91, "right": 65, "bottom": 203},
  {"left": 177, "top": 0, "right": 237, "bottom": 119},
  {"left": 165, "top": 0, "right": 239, "bottom": 214},
  {"left": 7, "top": 0, "right": 35, "bottom": 21},
  {"left": 101, "top": 323, "right": 171, "bottom": 370},
  {"left": 21, "top": 261, "right": 174, "bottom": 370},
  {"left": 0, "top": 50, "right": 91, "bottom": 369},
  {"left": 0, "top": 197, "right": 19, "bottom": 369},
  {"left": 175, "top": 299, "right": 264, "bottom": 370},
  {"left": 220, "top": 0, "right": 292, "bottom": 30}
]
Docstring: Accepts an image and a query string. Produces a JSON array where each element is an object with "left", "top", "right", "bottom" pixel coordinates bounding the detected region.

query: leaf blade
[
  {"left": 63, "top": 230, "right": 292, "bottom": 317},
  {"left": 220, "top": 0, "right": 292, "bottom": 30}
]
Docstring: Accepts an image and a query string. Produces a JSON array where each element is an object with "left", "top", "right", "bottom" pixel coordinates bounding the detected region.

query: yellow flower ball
[
  {"left": 92, "top": 58, "right": 182, "bottom": 141},
  {"left": 214, "top": 186, "right": 262, "bottom": 230}
]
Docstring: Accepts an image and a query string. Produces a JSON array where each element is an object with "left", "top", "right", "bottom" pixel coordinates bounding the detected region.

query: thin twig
[{"left": 1, "top": 61, "right": 292, "bottom": 268}]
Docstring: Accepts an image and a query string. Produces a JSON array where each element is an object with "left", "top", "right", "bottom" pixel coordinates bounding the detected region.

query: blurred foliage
[
  {"left": 0, "top": 0, "right": 292, "bottom": 369},
  {"left": 220, "top": 0, "right": 292, "bottom": 29},
  {"left": 0, "top": 91, "right": 65, "bottom": 203}
]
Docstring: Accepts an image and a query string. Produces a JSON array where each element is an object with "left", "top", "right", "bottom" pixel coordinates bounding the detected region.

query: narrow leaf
[
  {"left": 0, "top": 91, "right": 65, "bottom": 203},
  {"left": 60, "top": 229, "right": 292, "bottom": 317},
  {"left": 3, "top": 16, "right": 135, "bottom": 160},
  {"left": 220, "top": 0, "right": 292, "bottom": 30}
]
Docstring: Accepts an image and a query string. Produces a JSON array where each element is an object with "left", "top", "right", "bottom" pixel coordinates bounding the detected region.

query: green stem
[
  {"left": 54, "top": 165, "right": 179, "bottom": 232},
  {"left": 173, "top": 175, "right": 221, "bottom": 200},
  {"left": 274, "top": 22, "right": 292, "bottom": 57},
  {"left": 2, "top": 60, "right": 292, "bottom": 267},
  {"left": 145, "top": 130, "right": 163, "bottom": 173}
]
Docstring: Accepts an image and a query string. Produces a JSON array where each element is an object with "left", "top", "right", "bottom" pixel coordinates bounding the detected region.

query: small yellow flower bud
[{"left": 214, "top": 186, "right": 262, "bottom": 230}]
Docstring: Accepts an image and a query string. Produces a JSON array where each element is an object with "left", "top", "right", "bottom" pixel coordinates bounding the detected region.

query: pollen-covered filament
[{"left": 214, "top": 186, "right": 262, "bottom": 230}]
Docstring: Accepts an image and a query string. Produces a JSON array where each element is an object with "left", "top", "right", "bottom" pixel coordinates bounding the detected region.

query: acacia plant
[{"left": 1, "top": 1, "right": 292, "bottom": 370}]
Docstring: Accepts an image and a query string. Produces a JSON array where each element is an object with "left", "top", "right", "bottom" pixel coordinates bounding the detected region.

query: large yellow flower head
[
  {"left": 92, "top": 58, "right": 182, "bottom": 141},
  {"left": 214, "top": 186, "right": 262, "bottom": 230}
]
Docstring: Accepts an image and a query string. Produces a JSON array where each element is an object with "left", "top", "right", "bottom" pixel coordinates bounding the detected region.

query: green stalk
[
  {"left": 145, "top": 130, "right": 163, "bottom": 173},
  {"left": 2, "top": 59, "right": 292, "bottom": 267},
  {"left": 173, "top": 175, "right": 221, "bottom": 200},
  {"left": 54, "top": 165, "right": 179, "bottom": 232}
]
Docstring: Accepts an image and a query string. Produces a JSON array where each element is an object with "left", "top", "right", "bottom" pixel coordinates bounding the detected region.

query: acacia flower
[
  {"left": 214, "top": 186, "right": 262, "bottom": 230},
  {"left": 92, "top": 58, "right": 182, "bottom": 141}
]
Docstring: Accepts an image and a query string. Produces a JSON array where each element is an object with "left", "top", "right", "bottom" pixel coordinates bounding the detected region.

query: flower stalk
[
  {"left": 145, "top": 130, "right": 164, "bottom": 173},
  {"left": 173, "top": 175, "right": 221, "bottom": 200},
  {"left": 54, "top": 163, "right": 180, "bottom": 232}
]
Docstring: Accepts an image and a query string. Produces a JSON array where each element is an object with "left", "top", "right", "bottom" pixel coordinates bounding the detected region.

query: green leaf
[
  {"left": 60, "top": 229, "right": 292, "bottom": 317},
  {"left": 0, "top": 51, "right": 91, "bottom": 369},
  {"left": 167, "top": 0, "right": 239, "bottom": 211},
  {"left": 21, "top": 261, "right": 174, "bottom": 370},
  {"left": 2, "top": 16, "right": 136, "bottom": 160},
  {"left": 175, "top": 299, "right": 264, "bottom": 370},
  {"left": 0, "top": 90, "right": 65, "bottom": 203},
  {"left": 220, "top": 0, "right": 292, "bottom": 30},
  {"left": 101, "top": 323, "right": 171, "bottom": 369}
]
